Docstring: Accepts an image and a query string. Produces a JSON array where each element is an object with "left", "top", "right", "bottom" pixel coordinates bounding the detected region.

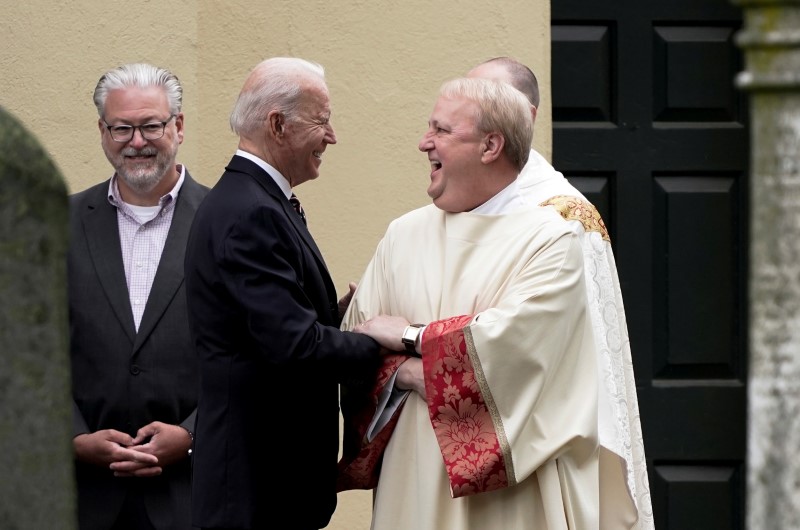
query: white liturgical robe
[
  {"left": 340, "top": 200, "right": 640, "bottom": 529},
  {"left": 520, "top": 149, "right": 654, "bottom": 530}
]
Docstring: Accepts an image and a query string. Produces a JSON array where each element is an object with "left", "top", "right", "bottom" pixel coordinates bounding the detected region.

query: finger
[
  {"left": 131, "top": 423, "right": 159, "bottom": 444},
  {"left": 105, "top": 430, "right": 135, "bottom": 446},
  {"left": 116, "top": 447, "right": 159, "bottom": 464},
  {"left": 127, "top": 443, "right": 157, "bottom": 456},
  {"left": 110, "top": 460, "right": 158, "bottom": 472},
  {"left": 114, "top": 466, "right": 163, "bottom": 478}
]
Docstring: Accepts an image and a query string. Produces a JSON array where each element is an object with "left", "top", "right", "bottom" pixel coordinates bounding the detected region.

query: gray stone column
[
  {"left": 733, "top": 1, "right": 800, "bottom": 528},
  {"left": 0, "top": 107, "right": 75, "bottom": 528}
]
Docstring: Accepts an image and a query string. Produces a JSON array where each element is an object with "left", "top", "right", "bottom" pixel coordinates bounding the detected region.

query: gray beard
[
  {"left": 118, "top": 164, "right": 166, "bottom": 194},
  {"left": 113, "top": 146, "right": 175, "bottom": 194}
]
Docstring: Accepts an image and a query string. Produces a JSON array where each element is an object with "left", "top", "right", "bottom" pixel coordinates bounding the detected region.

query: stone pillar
[
  {"left": 733, "top": 1, "right": 800, "bottom": 528},
  {"left": 0, "top": 107, "right": 75, "bottom": 528}
]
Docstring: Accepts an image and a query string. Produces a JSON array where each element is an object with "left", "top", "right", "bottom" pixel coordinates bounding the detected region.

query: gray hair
[
  {"left": 93, "top": 63, "right": 182, "bottom": 117},
  {"left": 480, "top": 57, "right": 540, "bottom": 108},
  {"left": 439, "top": 77, "right": 532, "bottom": 171},
  {"left": 229, "top": 57, "right": 326, "bottom": 137}
]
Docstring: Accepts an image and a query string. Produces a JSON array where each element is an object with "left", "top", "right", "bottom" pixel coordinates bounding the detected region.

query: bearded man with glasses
[{"left": 68, "top": 62, "right": 208, "bottom": 530}]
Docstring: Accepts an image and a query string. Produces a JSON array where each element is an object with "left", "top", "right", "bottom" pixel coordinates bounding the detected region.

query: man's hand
[
  {"left": 338, "top": 281, "right": 358, "bottom": 319},
  {"left": 353, "top": 314, "right": 410, "bottom": 351},
  {"left": 397, "top": 357, "right": 427, "bottom": 401},
  {"left": 73, "top": 429, "right": 159, "bottom": 474},
  {"left": 110, "top": 422, "right": 193, "bottom": 477}
]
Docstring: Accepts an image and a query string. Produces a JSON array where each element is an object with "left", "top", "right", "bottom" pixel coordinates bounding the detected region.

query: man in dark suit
[
  {"left": 184, "top": 57, "right": 384, "bottom": 530},
  {"left": 69, "top": 63, "right": 208, "bottom": 530}
]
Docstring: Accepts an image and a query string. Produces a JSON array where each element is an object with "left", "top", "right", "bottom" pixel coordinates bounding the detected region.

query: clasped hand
[
  {"left": 74, "top": 421, "right": 192, "bottom": 477},
  {"left": 354, "top": 314, "right": 427, "bottom": 401}
]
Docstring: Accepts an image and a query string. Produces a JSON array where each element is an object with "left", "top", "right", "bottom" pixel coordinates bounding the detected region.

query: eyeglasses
[{"left": 103, "top": 115, "right": 176, "bottom": 142}]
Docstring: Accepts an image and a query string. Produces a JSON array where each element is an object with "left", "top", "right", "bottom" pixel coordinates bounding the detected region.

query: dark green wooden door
[{"left": 551, "top": 1, "right": 749, "bottom": 528}]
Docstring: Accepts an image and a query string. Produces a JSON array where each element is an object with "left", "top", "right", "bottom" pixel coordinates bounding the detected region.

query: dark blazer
[
  {"left": 185, "top": 155, "right": 381, "bottom": 529},
  {"left": 69, "top": 171, "right": 208, "bottom": 530}
]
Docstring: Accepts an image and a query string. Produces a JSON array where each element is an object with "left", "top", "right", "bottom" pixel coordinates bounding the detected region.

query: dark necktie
[{"left": 289, "top": 193, "right": 306, "bottom": 225}]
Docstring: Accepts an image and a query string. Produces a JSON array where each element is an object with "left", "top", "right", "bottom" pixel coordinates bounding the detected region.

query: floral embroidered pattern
[
  {"left": 541, "top": 195, "right": 610, "bottom": 241},
  {"left": 422, "top": 315, "right": 509, "bottom": 497},
  {"left": 336, "top": 354, "right": 410, "bottom": 491}
]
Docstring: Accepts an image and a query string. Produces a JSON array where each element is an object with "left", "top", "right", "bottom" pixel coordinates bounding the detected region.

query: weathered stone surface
[
  {"left": 0, "top": 106, "right": 75, "bottom": 529},
  {"left": 734, "top": 1, "right": 800, "bottom": 528}
]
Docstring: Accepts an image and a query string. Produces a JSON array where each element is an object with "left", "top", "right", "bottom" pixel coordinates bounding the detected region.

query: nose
[
  {"left": 325, "top": 122, "right": 337, "bottom": 145},
  {"left": 418, "top": 130, "right": 433, "bottom": 152},
  {"left": 128, "top": 127, "right": 148, "bottom": 148}
]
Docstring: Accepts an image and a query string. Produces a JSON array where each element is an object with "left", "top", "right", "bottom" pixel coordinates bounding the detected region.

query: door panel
[{"left": 551, "top": 1, "right": 748, "bottom": 528}]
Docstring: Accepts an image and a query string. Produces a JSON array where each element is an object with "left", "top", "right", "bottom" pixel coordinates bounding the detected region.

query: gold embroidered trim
[
  {"left": 463, "top": 326, "right": 516, "bottom": 487},
  {"left": 540, "top": 195, "right": 610, "bottom": 242}
]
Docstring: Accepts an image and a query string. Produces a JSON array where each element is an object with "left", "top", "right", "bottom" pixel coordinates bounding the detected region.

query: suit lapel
[
  {"left": 284, "top": 198, "right": 329, "bottom": 268},
  {"left": 227, "top": 156, "right": 332, "bottom": 275},
  {"left": 83, "top": 190, "right": 136, "bottom": 343},
  {"left": 133, "top": 173, "right": 206, "bottom": 354}
]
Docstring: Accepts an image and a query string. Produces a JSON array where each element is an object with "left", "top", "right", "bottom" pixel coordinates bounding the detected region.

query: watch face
[
  {"left": 402, "top": 325, "right": 423, "bottom": 352},
  {"left": 402, "top": 327, "right": 416, "bottom": 344}
]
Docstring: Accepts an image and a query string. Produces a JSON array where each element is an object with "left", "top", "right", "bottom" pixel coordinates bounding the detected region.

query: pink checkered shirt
[{"left": 107, "top": 166, "right": 185, "bottom": 331}]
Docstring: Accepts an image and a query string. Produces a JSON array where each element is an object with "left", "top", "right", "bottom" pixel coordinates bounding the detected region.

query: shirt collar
[
  {"left": 471, "top": 177, "right": 525, "bottom": 214},
  {"left": 107, "top": 164, "right": 185, "bottom": 209},
  {"left": 236, "top": 149, "right": 293, "bottom": 200}
]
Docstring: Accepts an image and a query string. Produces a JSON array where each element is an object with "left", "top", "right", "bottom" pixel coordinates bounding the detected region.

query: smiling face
[
  {"left": 418, "top": 94, "right": 488, "bottom": 212},
  {"left": 273, "top": 80, "right": 337, "bottom": 187},
  {"left": 99, "top": 85, "right": 183, "bottom": 202}
]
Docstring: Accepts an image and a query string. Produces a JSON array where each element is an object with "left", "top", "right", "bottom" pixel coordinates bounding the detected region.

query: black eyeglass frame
[{"left": 103, "top": 114, "right": 176, "bottom": 143}]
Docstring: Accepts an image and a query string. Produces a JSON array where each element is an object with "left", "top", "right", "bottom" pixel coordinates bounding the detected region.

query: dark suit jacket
[
  {"left": 184, "top": 155, "right": 381, "bottom": 529},
  {"left": 69, "top": 171, "right": 208, "bottom": 530}
]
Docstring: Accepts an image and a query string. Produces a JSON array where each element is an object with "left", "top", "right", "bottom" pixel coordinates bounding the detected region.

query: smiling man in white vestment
[{"left": 339, "top": 77, "right": 644, "bottom": 530}]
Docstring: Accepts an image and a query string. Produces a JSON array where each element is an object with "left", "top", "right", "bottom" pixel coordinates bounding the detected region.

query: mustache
[{"left": 121, "top": 146, "right": 158, "bottom": 157}]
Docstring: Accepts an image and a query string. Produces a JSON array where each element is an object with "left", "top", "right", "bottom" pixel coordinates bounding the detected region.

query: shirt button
[{"left": 130, "top": 364, "right": 141, "bottom": 375}]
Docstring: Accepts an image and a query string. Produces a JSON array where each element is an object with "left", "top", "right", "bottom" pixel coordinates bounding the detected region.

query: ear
[
  {"left": 267, "top": 110, "right": 285, "bottom": 141},
  {"left": 480, "top": 132, "right": 505, "bottom": 164},
  {"left": 98, "top": 119, "right": 106, "bottom": 137},
  {"left": 530, "top": 105, "right": 538, "bottom": 123},
  {"left": 174, "top": 112, "right": 185, "bottom": 145}
]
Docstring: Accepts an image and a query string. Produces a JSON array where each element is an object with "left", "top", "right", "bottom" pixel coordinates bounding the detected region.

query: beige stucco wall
[{"left": 0, "top": 1, "right": 549, "bottom": 527}]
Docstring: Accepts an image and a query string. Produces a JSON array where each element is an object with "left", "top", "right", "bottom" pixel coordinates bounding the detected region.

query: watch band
[{"left": 181, "top": 426, "right": 194, "bottom": 456}]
